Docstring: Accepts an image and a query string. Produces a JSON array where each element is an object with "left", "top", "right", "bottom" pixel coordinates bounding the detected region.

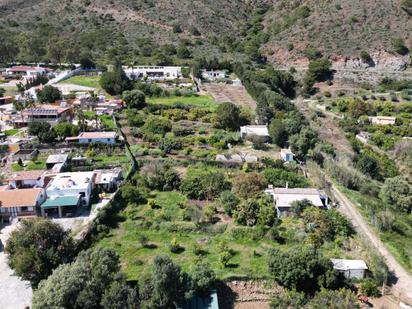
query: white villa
[
  {"left": 42, "top": 171, "right": 95, "bottom": 217},
  {"left": 124, "top": 66, "right": 182, "bottom": 80},
  {"left": 331, "top": 259, "right": 368, "bottom": 279},
  {"left": 265, "top": 187, "right": 329, "bottom": 217},
  {"left": 201, "top": 70, "right": 227, "bottom": 80},
  {"left": 66, "top": 131, "right": 117, "bottom": 145},
  {"left": 240, "top": 125, "right": 269, "bottom": 141}
]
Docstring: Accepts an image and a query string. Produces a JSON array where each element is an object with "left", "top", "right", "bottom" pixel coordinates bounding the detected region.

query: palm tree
[{"left": 77, "top": 109, "right": 86, "bottom": 132}]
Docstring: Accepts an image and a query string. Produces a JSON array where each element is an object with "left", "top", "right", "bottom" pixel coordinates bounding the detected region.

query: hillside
[
  {"left": 263, "top": 0, "right": 412, "bottom": 66},
  {"left": 0, "top": 0, "right": 258, "bottom": 63}
]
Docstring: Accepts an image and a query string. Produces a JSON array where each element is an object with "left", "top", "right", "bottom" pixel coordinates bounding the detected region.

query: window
[
  {"left": 21, "top": 207, "right": 28, "bottom": 212},
  {"left": 79, "top": 192, "right": 85, "bottom": 197}
]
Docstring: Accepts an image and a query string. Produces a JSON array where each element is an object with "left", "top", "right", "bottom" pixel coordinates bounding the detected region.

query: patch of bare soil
[
  {"left": 202, "top": 82, "right": 257, "bottom": 110},
  {"left": 217, "top": 281, "right": 280, "bottom": 309}
]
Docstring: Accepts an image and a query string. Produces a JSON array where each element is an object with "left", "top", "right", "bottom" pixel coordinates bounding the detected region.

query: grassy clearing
[
  {"left": 96, "top": 190, "right": 349, "bottom": 281},
  {"left": 26, "top": 160, "right": 46, "bottom": 170},
  {"left": 59, "top": 75, "right": 101, "bottom": 89},
  {"left": 4, "top": 129, "right": 19, "bottom": 136},
  {"left": 147, "top": 95, "right": 218, "bottom": 110},
  {"left": 337, "top": 184, "right": 412, "bottom": 273}
]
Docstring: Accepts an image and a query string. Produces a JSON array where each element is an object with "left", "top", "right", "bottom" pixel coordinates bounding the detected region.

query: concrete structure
[
  {"left": 94, "top": 168, "right": 123, "bottom": 192},
  {"left": 12, "top": 148, "right": 38, "bottom": 162},
  {"left": 4, "top": 170, "right": 45, "bottom": 189},
  {"left": 178, "top": 291, "right": 219, "bottom": 309},
  {"left": 66, "top": 131, "right": 117, "bottom": 144},
  {"left": 369, "top": 116, "right": 396, "bottom": 125},
  {"left": 216, "top": 153, "right": 258, "bottom": 164},
  {"left": 42, "top": 171, "right": 95, "bottom": 217},
  {"left": 265, "top": 187, "right": 329, "bottom": 217},
  {"left": 280, "top": 149, "right": 294, "bottom": 162},
  {"left": 0, "top": 188, "right": 45, "bottom": 222},
  {"left": 355, "top": 131, "right": 371, "bottom": 144},
  {"left": 46, "top": 154, "right": 69, "bottom": 169},
  {"left": 331, "top": 259, "right": 368, "bottom": 279},
  {"left": 240, "top": 125, "right": 269, "bottom": 141},
  {"left": 201, "top": 70, "right": 227, "bottom": 80},
  {"left": 124, "top": 66, "right": 182, "bottom": 80}
]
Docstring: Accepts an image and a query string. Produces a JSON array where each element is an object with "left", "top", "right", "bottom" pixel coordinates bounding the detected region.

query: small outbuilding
[
  {"left": 331, "top": 259, "right": 368, "bottom": 279},
  {"left": 46, "top": 154, "right": 69, "bottom": 169},
  {"left": 280, "top": 149, "right": 294, "bottom": 162},
  {"left": 240, "top": 125, "right": 269, "bottom": 142}
]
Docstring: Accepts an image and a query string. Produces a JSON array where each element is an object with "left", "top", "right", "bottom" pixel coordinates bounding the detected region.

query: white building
[
  {"left": 66, "top": 131, "right": 117, "bottom": 145},
  {"left": 46, "top": 154, "right": 69, "bottom": 169},
  {"left": 124, "top": 66, "right": 182, "bottom": 80},
  {"left": 42, "top": 171, "right": 95, "bottom": 217},
  {"left": 5, "top": 66, "right": 48, "bottom": 77},
  {"left": 201, "top": 70, "right": 227, "bottom": 80},
  {"left": 368, "top": 116, "right": 396, "bottom": 125},
  {"left": 265, "top": 187, "right": 328, "bottom": 217},
  {"left": 331, "top": 259, "right": 368, "bottom": 279},
  {"left": 280, "top": 149, "right": 294, "bottom": 162},
  {"left": 355, "top": 131, "right": 371, "bottom": 144},
  {"left": 240, "top": 125, "right": 269, "bottom": 141}
]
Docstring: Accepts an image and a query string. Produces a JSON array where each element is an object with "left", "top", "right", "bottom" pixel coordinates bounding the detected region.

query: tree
[
  {"left": 28, "top": 121, "right": 55, "bottom": 142},
  {"left": 290, "top": 199, "right": 313, "bottom": 216},
  {"left": 392, "top": 38, "right": 409, "bottom": 55},
  {"left": 36, "top": 85, "right": 62, "bottom": 103},
  {"left": 53, "top": 122, "right": 79, "bottom": 140},
  {"left": 234, "top": 194, "right": 276, "bottom": 227},
  {"left": 180, "top": 169, "right": 230, "bottom": 200},
  {"left": 140, "top": 255, "right": 192, "bottom": 309},
  {"left": 360, "top": 51, "right": 372, "bottom": 63},
  {"left": 0, "top": 87, "right": 5, "bottom": 97},
  {"left": 217, "top": 190, "right": 240, "bottom": 216},
  {"left": 215, "top": 102, "right": 241, "bottom": 131},
  {"left": 289, "top": 127, "right": 318, "bottom": 159},
  {"left": 80, "top": 54, "right": 96, "bottom": 69},
  {"left": 232, "top": 172, "right": 267, "bottom": 199},
  {"left": 32, "top": 248, "right": 139, "bottom": 309},
  {"left": 381, "top": 176, "right": 412, "bottom": 213},
  {"left": 190, "top": 263, "right": 216, "bottom": 296},
  {"left": 100, "top": 65, "right": 132, "bottom": 95},
  {"left": 269, "top": 119, "right": 288, "bottom": 147},
  {"left": 354, "top": 153, "right": 380, "bottom": 179},
  {"left": 140, "top": 162, "right": 181, "bottom": 191},
  {"left": 5, "top": 218, "right": 74, "bottom": 287},
  {"left": 0, "top": 30, "right": 19, "bottom": 64},
  {"left": 264, "top": 168, "right": 309, "bottom": 188},
  {"left": 267, "top": 247, "right": 344, "bottom": 294},
  {"left": 123, "top": 89, "right": 146, "bottom": 109},
  {"left": 121, "top": 184, "right": 145, "bottom": 204},
  {"left": 176, "top": 43, "right": 191, "bottom": 59}
]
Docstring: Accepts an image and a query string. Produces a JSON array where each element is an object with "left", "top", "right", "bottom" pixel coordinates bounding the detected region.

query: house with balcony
[
  {"left": 0, "top": 188, "right": 45, "bottom": 223},
  {"left": 11, "top": 104, "right": 73, "bottom": 127},
  {"left": 4, "top": 170, "right": 45, "bottom": 189}
]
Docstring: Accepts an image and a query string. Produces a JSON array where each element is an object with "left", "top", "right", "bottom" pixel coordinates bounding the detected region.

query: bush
[
  {"left": 360, "top": 279, "right": 380, "bottom": 297},
  {"left": 123, "top": 89, "right": 146, "bottom": 109},
  {"left": 264, "top": 168, "right": 309, "bottom": 188}
]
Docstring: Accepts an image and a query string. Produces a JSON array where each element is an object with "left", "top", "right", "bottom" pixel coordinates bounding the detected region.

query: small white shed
[{"left": 331, "top": 259, "right": 368, "bottom": 279}]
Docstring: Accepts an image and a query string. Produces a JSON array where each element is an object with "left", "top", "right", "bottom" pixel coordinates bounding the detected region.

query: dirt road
[{"left": 331, "top": 184, "right": 412, "bottom": 303}]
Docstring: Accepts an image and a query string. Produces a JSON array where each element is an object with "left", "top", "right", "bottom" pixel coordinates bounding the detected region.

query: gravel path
[
  {"left": 331, "top": 184, "right": 412, "bottom": 303},
  {"left": 0, "top": 223, "right": 32, "bottom": 309}
]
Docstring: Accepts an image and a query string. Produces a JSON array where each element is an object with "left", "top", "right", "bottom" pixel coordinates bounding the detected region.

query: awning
[{"left": 41, "top": 196, "right": 80, "bottom": 208}]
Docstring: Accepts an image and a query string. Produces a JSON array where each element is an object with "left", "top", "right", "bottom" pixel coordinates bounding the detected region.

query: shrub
[{"left": 360, "top": 279, "right": 380, "bottom": 297}]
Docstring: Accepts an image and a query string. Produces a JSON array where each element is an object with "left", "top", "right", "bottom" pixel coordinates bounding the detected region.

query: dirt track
[{"left": 331, "top": 184, "right": 412, "bottom": 303}]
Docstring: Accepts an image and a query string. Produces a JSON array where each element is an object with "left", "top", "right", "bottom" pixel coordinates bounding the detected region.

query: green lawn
[
  {"left": 11, "top": 163, "right": 24, "bottom": 171},
  {"left": 59, "top": 75, "right": 101, "bottom": 89},
  {"left": 147, "top": 95, "right": 218, "bottom": 110},
  {"left": 4, "top": 129, "right": 19, "bottom": 136},
  {"left": 26, "top": 160, "right": 46, "bottom": 170}
]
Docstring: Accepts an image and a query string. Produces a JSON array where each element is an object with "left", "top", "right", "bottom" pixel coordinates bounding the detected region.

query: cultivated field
[{"left": 202, "top": 82, "right": 257, "bottom": 110}]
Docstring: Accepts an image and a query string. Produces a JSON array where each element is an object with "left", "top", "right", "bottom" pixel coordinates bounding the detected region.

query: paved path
[
  {"left": 331, "top": 184, "right": 412, "bottom": 303},
  {"left": 0, "top": 223, "right": 32, "bottom": 309}
]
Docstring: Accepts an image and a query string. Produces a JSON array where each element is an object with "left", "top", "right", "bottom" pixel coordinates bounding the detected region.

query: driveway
[
  {"left": 331, "top": 185, "right": 412, "bottom": 303},
  {"left": 0, "top": 222, "right": 32, "bottom": 309}
]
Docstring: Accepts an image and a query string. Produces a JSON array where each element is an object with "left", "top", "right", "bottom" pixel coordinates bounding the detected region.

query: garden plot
[{"left": 202, "top": 82, "right": 257, "bottom": 110}]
